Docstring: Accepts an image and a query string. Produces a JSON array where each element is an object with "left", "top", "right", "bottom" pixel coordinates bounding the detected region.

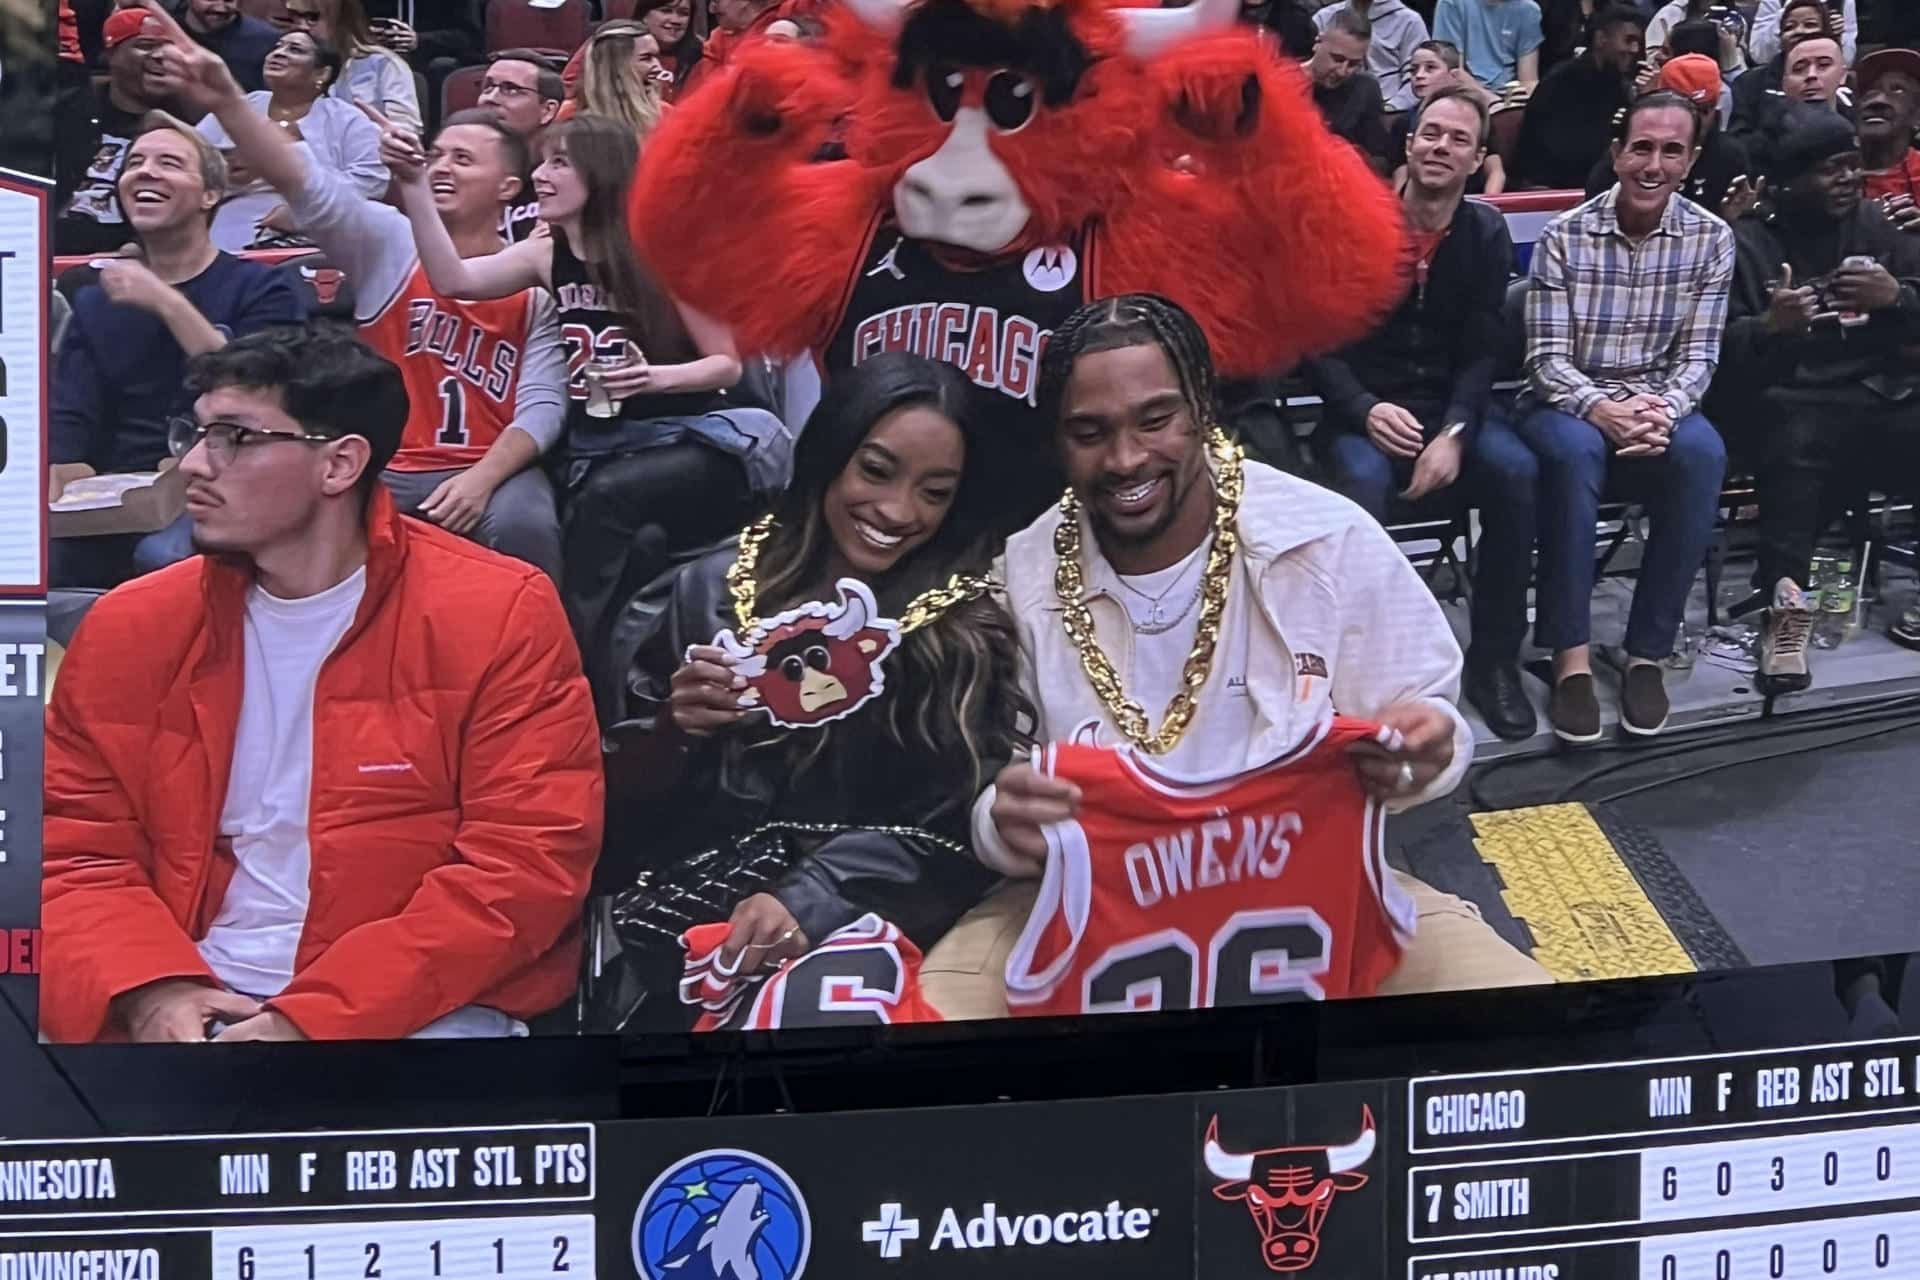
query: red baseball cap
[
  {"left": 102, "top": 8, "right": 153, "bottom": 51},
  {"left": 1657, "top": 54, "right": 1723, "bottom": 110}
]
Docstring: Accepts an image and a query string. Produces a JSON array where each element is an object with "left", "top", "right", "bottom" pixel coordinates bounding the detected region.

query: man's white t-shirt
[{"left": 196, "top": 567, "right": 526, "bottom": 1039}]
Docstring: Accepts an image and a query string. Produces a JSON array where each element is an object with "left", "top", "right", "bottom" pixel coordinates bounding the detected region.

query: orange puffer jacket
[{"left": 41, "top": 489, "right": 604, "bottom": 1042}]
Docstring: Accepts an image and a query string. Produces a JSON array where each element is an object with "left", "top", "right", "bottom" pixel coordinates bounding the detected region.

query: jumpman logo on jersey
[{"left": 867, "top": 235, "right": 907, "bottom": 281}]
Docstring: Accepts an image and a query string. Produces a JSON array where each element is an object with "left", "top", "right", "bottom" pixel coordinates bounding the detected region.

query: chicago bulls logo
[
  {"left": 708, "top": 579, "right": 903, "bottom": 729},
  {"left": 300, "top": 264, "right": 343, "bottom": 307},
  {"left": 1204, "top": 1107, "right": 1375, "bottom": 1273}
]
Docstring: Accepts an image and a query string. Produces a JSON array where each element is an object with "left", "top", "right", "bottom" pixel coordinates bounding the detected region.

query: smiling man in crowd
[
  {"left": 178, "top": 0, "right": 278, "bottom": 91},
  {"left": 1856, "top": 48, "right": 1920, "bottom": 204}
]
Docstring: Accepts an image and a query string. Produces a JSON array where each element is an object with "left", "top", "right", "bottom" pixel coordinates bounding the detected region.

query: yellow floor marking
[{"left": 1470, "top": 803, "right": 1697, "bottom": 984}]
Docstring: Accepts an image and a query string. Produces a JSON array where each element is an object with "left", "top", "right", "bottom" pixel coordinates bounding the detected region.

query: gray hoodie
[{"left": 1315, "top": 0, "right": 1431, "bottom": 110}]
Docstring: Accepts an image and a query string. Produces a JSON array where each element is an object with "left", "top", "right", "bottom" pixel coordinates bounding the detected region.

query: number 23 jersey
[{"left": 1005, "top": 717, "right": 1417, "bottom": 1017}]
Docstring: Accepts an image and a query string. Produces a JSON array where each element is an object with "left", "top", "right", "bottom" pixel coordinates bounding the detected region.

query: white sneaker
[{"left": 1758, "top": 579, "right": 1815, "bottom": 692}]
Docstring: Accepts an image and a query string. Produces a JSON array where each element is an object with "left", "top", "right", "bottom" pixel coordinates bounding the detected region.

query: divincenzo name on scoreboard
[
  {"left": 0, "top": 1126, "right": 594, "bottom": 1221},
  {"left": 1410, "top": 1037, "right": 1920, "bottom": 1153}
]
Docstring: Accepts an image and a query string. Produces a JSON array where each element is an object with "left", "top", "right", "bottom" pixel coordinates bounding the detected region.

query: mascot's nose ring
[{"left": 926, "top": 66, "right": 1038, "bottom": 132}]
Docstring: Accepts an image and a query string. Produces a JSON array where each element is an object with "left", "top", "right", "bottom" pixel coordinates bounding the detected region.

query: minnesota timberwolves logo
[{"left": 632, "top": 1149, "right": 811, "bottom": 1280}]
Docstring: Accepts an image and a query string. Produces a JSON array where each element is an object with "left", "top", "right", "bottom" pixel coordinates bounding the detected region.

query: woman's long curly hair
[{"left": 746, "top": 352, "right": 1034, "bottom": 816}]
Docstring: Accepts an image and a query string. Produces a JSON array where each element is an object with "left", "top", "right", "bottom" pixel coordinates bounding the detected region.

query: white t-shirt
[
  {"left": 1110, "top": 537, "right": 1260, "bottom": 776},
  {"left": 197, "top": 567, "right": 526, "bottom": 1039}
]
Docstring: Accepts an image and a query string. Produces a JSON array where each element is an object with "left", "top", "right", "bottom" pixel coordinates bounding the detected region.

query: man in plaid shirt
[{"left": 1518, "top": 88, "right": 1735, "bottom": 745}]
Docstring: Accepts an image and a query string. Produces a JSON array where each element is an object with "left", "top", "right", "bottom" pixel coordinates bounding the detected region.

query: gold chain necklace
[
  {"left": 726, "top": 515, "right": 994, "bottom": 634},
  {"left": 1053, "top": 427, "right": 1244, "bottom": 755}
]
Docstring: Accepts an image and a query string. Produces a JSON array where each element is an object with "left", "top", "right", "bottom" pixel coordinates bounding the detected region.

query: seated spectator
[
  {"left": 41, "top": 323, "right": 602, "bottom": 1043},
  {"left": 52, "top": 113, "right": 306, "bottom": 588},
  {"left": 1316, "top": 0, "right": 1431, "bottom": 111},
  {"left": 370, "top": 111, "right": 790, "bottom": 684},
  {"left": 1308, "top": 87, "right": 1539, "bottom": 740},
  {"left": 194, "top": 32, "right": 387, "bottom": 251},
  {"left": 56, "top": 8, "right": 178, "bottom": 256},
  {"left": 1518, "top": 90, "right": 1733, "bottom": 743},
  {"left": 600, "top": 353, "right": 1028, "bottom": 1015},
  {"left": 363, "top": 1, "right": 483, "bottom": 129},
  {"left": 1659, "top": 19, "right": 1741, "bottom": 125},
  {"left": 937, "top": 294, "right": 1553, "bottom": 1018},
  {"left": 1586, "top": 55, "right": 1758, "bottom": 223},
  {"left": 1309, "top": 8, "right": 1392, "bottom": 170},
  {"left": 1742, "top": 31, "right": 1852, "bottom": 176},
  {"left": 1513, "top": 5, "right": 1646, "bottom": 189},
  {"left": 630, "top": 0, "right": 703, "bottom": 95},
  {"left": 1433, "top": 0, "right": 1545, "bottom": 91},
  {"left": 280, "top": 0, "right": 420, "bottom": 132},
  {"left": 152, "top": 8, "right": 572, "bottom": 581},
  {"left": 1856, "top": 48, "right": 1920, "bottom": 202},
  {"left": 1752, "top": 0, "right": 1855, "bottom": 67},
  {"left": 562, "top": 21, "right": 670, "bottom": 142},
  {"left": 1647, "top": 0, "right": 1750, "bottom": 80},
  {"left": 1392, "top": 39, "right": 1509, "bottom": 192},
  {"left": 179, "top": 0, "right": 277, "bottom": 92},
  {"left": 1720, "top": 108, "right": 1920, "bottom": 684},
  {"left": 477, "top": 50, "right": 563, "bottom": 241},
  {"left": 1731, "top": 0, "right": 1839, "bottom": 144}
]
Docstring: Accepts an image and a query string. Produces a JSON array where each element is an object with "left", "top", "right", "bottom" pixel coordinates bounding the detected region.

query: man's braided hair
[{"left": 1035, "top": 294, "right": 1221, "bottom": 434}]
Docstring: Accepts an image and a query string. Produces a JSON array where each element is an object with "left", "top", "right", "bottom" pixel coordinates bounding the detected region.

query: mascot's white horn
[
  {"left": 842, "top": 0, "right": 908, "bottom": 34},
  {"left": 1115, "top": 0, "right": 1240, "bottom": 59},
  {"left": 823, "top": 583, "right": 873, "bottom": 640}
]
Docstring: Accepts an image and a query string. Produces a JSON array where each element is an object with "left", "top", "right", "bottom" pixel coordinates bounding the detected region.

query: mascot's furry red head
[{"left": 630, "top": 0, "right": 1407, "bottom": 442}]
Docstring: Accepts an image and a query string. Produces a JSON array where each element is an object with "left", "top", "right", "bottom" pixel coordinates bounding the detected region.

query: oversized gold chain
[
  {"left": 726, "top": 515, "right": 993, "bottom": 634},
  {"left": 1053, "top": 427, "right": 1244, "bottom": 755}
]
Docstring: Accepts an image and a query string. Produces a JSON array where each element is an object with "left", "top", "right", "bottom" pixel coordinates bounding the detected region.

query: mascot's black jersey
[{"left": 822, "top": 213, "right": 1099, "bottom": 529}]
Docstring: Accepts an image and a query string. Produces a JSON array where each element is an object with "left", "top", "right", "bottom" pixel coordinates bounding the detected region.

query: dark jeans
[
  {"left": 380, "top": 465, "right": 563, "bottom": 583},
  {"left": 1754, "top": 392, "right": 1920, "bottom": 591},
  {"left": 1323, "top": 416, "right": 1538, "bottom": 669},
  {"left": 1516, "top": 407, "right": 1726, "bottom": 660},
  {"left": 561, "top": 441, "right": 753, "bottom": 663},
  {"left": 49, "top": 512, "right": 198, "bottom": 589}
]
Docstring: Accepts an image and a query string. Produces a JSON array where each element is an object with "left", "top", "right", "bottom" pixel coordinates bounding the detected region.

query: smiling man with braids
[{"left": 918, "top": 294, "right": 1550, "bottom": 1017}]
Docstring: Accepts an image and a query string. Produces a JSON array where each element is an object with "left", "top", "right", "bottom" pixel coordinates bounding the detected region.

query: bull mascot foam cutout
[
  {"left": 629, "top": 0, "right": 1409, "bottom": 526},
  {"left": 702, "top": 578, "right": 904, "bottom": 728},
  {"left": 1204, "top": 1106, "right": 1376, "bottom": 1272}
]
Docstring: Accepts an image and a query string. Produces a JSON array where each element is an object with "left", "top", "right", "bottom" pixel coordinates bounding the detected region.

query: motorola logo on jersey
[
  {"left": 1022, "top": 245, "right": 1078, "bottom": 292},
  {"left": 1204, "top": 1107, "right": 1376, "bottom": 1273},
  {"left": 632, "top": 1149, "right": 811, "bottom": 1280},
  {"left": 860, "top": 1198, "right": 1158, "bottom": 1260},
  {"left": 847, "top": 304, "right": 1050, "bottom": 405}
]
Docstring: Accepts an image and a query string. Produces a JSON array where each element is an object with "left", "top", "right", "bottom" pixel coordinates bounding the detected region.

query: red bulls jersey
[
  {"left": 359, "top": 262, "right": 532, "bottom": 472},
  {"left": 682, "top": 914, "right": 942, "bottom": 1030},
  {"left": 1005, "top": 717, "right": 1416, "bottom": 1018}
]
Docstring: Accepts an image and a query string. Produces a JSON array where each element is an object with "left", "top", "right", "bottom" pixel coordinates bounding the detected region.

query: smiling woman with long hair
[
  {"left": 570, "top": 20, "right": 669, "bottom": 140},
  {"left": 372, "top": 110, "right": 790, "bottom": 688},
  {"left": 594, "top": 351, "right": 1034, "bottom": 1029}
]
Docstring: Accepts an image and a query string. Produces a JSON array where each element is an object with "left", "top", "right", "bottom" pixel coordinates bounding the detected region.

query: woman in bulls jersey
[
  {"left": 372, "top": 111, "right": 791, "bottom": 689},
  {"left": 595, "top": 354, "right": 1033, "bottom": 1029}
]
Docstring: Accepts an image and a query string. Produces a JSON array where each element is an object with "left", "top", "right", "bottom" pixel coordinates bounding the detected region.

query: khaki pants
[{"left": 919, "top": 870, "right": 1553, "bottom": 1021}]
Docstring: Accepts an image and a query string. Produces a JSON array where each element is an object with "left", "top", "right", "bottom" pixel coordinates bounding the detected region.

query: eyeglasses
[
  {"left": 479, "top": 79, "right": 538, "bottom": 98},
  {"left": 168, "top": 417, "right": 340, "bottom": 471}
]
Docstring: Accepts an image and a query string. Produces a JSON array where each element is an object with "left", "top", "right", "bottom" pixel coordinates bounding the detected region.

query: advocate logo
[
  {"left": 632, "top": 1149, "right": 810, "bottom": 1280},
  {"left": 1204, "top": 1107, "right": 1376, "bottom": 1273},
  {"left": 861, "top": 1198, "right": 1157, "bottom": 1260}
]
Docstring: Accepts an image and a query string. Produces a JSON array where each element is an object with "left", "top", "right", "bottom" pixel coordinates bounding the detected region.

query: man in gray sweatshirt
[{"left": 1316, "top": 0, "right": 1431, "bottom": 111}]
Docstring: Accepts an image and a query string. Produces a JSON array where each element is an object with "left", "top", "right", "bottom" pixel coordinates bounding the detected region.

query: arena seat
[
  {"left": 486, "top": 0, "right": 591, "bottom": 57},
  {"left": 442, "top": 64, "right": 486, "bottom": 119}
]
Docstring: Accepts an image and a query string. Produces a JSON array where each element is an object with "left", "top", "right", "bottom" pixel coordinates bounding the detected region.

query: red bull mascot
[{"left": 629, "top": 0, "right": 1409, "bottom": 524}]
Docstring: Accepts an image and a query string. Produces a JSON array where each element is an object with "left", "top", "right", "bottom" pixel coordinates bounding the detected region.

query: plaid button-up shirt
[{"left": 1522, "top": 187, "right": 1736, "bottom": 421}]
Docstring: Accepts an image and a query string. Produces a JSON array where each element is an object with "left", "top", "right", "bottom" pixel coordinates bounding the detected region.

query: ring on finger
[{"left": 1395, "top": 762, "right": 1415, "bottom": 793}]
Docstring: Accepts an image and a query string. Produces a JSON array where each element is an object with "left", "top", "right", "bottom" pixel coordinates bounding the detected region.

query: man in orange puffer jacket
[{"left": 41, "top": 323, "right": 604, "bottom": 1043}]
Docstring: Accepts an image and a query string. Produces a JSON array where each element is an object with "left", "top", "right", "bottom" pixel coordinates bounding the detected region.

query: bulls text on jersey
[{"left": 402, "top": 299, "right": 521, "bottom": 402}]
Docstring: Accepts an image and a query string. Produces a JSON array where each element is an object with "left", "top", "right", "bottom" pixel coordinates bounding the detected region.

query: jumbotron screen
[{"left": 6, "top": 1035, "right": 1920, "bottom": 1279}]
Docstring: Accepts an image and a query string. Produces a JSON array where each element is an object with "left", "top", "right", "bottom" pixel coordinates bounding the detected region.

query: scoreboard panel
[{"left": 6, "top": 1038, "right": 1920, "bottom": 1280}]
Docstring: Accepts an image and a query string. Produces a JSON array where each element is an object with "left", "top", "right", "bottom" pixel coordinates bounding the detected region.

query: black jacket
[
  {"left": 1306, "top": 197, "right": 1515, "bottom": 445},
  {"left": 1513, "top": 56, "right": 1634, "bottom": 190},
  {"left": 1723, "top": 200, "right": 1920, "bottom": 401},
  {"left": 605, "top": 545, "right": 1013, "bottom": 948}
]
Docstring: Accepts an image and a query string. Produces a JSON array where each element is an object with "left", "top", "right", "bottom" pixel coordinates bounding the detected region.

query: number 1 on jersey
[{"left": 437, "top": 376, "right": 469, "bottom": 447}]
